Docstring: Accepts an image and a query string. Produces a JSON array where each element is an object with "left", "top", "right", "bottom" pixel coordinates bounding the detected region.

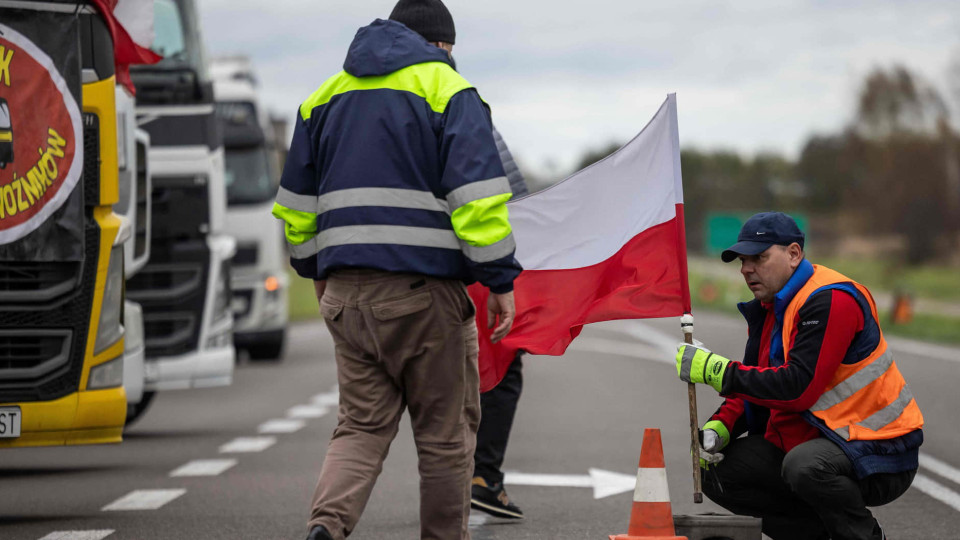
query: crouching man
[{"left": 676, "top": 212, "right": 923, "bottom": 540}]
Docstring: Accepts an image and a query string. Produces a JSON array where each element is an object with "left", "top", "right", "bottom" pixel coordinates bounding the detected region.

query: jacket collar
[{"left": 773, "top": 258, "right": 814, "bottom": 318}]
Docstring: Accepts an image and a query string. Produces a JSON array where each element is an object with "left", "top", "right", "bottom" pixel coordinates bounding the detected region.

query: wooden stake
[{"left": 681, "top": 313, "right": 702, "bottom": 503}]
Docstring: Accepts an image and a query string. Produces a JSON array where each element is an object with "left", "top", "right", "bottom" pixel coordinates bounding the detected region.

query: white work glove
[{"left": 702, "top": 428, "right": 722, "bottom": 453}]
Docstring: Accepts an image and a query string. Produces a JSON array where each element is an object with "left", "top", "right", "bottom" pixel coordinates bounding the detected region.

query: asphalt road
[{"left": 1, "top": 309, "right": 958, "bottom": 539}]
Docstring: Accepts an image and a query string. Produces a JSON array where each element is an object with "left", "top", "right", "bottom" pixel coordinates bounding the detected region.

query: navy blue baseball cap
[{"left": 721, "top": 212, "right": 805, "bottom": 263}]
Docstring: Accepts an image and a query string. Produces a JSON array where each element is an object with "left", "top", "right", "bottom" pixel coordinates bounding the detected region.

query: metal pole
[{"left": 681, "top": 313, "right": 702, "bottom": 503}]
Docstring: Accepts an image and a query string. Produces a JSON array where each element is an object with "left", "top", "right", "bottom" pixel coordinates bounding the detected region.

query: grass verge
[{"left": 287, "top": 269, "right": 320, "bottom": 321}]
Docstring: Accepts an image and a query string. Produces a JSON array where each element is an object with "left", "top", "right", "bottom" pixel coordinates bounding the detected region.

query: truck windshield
[
  {"left": 146, "top": 0, "right": 207, "bottom": 76},
  {"left": 225, "top": 147, "right": 277, "bottom": 206}
]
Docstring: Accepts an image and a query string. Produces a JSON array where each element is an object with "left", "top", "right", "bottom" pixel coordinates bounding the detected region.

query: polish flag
[
  {"left": 470, "top": 94, "right": 691, "bottom": 392},
  {"left": 91, "top": 0, "right": 163, "bottom": 94}
]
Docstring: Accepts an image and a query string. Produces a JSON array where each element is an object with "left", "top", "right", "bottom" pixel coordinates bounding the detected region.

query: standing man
[
  {"left": 272, "top": 1, "right": 522, "bottom": 539},
  {"left": 470, "top": 128, "right": 528, "bottom": 520},
  {"left": 676, "top": 212, "right": 923, "bottom": 540}
]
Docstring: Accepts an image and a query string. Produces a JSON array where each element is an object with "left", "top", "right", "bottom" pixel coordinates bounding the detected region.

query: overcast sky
[{"left": 197, "top": 0, "right": 959, "bottom": 176}]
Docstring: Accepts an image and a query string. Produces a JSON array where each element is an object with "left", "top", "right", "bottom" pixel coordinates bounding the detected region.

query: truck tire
[
  {"left": 247, "top": 330, "right": 285, "bottom": 362},
  {"left": 125, "top": 391, "right": 156, "bottom": 427}
]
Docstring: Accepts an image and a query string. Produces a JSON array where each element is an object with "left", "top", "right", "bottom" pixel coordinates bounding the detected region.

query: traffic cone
[{"left": 608, "top": 428, "right": 687, "bottom": 540}]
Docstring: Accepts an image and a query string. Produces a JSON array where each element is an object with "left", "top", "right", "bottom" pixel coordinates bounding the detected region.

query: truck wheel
[
  {"left": 247, "top": 330, "right": 285, "bottom": 361},
  {"left": 125, "top": 391, "right": 156, "bottom": 427}
]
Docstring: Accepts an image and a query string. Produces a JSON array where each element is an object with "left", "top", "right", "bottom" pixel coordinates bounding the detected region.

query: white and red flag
[{"left": 470, "top": 94, "right": 691, "bottom": 392}]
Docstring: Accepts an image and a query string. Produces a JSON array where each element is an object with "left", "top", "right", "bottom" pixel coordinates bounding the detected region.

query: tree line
[{"left": 570, "top": 65, "right": 960, "bottom": 265}]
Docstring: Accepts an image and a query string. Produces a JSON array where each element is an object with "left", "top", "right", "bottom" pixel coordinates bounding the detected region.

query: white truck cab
[{"left": 212, "top": 57, "right": 288, "bottom": 361}]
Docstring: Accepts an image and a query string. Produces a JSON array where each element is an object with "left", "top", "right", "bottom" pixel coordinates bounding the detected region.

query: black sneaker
[
  {"left": 307, "top": 525, "right": 333, "bottom": 540},
  {"left": 471, "top": 476, "right": 524, "bottom": 519}
]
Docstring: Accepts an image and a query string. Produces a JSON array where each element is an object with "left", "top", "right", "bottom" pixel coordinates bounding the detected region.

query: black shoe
[
  {"left": 307, "top": 525, "right": 333, "bottom": 540},
  {"left": 471, "top": 476, "right": 524, "bottom": 519}
]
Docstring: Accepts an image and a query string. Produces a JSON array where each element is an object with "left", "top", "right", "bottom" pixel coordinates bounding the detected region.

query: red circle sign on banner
[{"left": 0, "top": 22, "right": 83, "bottom": 245}]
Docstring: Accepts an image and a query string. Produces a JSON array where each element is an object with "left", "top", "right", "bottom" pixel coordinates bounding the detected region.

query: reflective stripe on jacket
[{"left": 272, "top": 19, "right": 521, "bottom": 292}]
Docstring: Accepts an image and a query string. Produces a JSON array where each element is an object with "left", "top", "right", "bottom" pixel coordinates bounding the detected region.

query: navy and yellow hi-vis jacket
[{"left": 272, "top": 19, "right": 521, "bottom": 293}]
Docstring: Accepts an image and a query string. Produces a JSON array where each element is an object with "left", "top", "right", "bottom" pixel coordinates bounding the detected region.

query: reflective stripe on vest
[{"left": 783, "top": 265, "right": 923, "bottom": 441}]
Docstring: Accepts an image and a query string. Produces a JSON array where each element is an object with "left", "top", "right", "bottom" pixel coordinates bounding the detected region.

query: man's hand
[
  {"left": 699, "top": 420, "right": 730, "bottom": 453},
  {"left": 676, "top": 343, "right": 732, "bottom": 393},
  {"left": 487, "top": 291, "right": 515, "bottom": 343},
  {"left": 697, "top": 420, "right": 729, "bottom": 470}
]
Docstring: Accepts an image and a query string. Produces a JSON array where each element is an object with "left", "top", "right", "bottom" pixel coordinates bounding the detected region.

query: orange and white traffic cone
[{"left": 608, "top": 428, "right": 687, "bottom": 540}]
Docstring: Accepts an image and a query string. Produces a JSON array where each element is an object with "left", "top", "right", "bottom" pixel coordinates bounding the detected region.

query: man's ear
[{"left": 788, "top": 243, "right": 804, "bottom": 269}]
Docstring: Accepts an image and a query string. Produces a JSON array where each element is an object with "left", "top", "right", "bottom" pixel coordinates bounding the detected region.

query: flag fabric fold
[
  {"left": 91, "top": 0, "right": 163, "bottom": 94},
  {"left": 470, "top": 94, "right": 691, "bottom": 392}
]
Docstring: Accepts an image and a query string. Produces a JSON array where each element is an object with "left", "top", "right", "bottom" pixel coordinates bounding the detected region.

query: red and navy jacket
[{"left": 711, "top": 259, "right": 922, "bottom": 477}]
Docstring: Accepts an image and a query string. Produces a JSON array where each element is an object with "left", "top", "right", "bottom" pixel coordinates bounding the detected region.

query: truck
[
  {"left": 125, "top": 0, "right": 235, "bottom": 422},
  {"left": 0, "top": 0, "right": 135, "bottom": 446},
  {"left": 211, "top": 57, "right": 288, "bottom": 361}
]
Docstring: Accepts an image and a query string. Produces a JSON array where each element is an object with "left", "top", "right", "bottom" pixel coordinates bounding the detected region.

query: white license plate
[{"left": 0, "top": 406, "right": 21, "bottom": 438}]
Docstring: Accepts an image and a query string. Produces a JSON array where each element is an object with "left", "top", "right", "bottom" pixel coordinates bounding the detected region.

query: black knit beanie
[{"left": 389, "top": 0, "right": 456, "bottom": 44}]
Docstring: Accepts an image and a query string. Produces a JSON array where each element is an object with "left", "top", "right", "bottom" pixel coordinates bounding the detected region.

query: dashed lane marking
[
  {"left": 920, "top": 453, "right": 960, "bottom": 486},
  {"left": 287, "top": 405, "right": 330, "bottom": 419},
  {"left": 912, "top": 474, "right": 960, "bottom": 513},
  {"left": 169, "top": 459, "right": 238, "bottom": 477},
  {"left": 219, "top": 436, "right": 277, "bottom": 453},
  {"left": 101, "top": 489, "right": 186, "bottom": 511},
  {"left": 37, "top": 531, "right": 114, "bottom": 540},
  {"left": 311, "top": 391, "right": 339, "bottom": 407},
  {"left": 258, "top": 419, "right": 306, "bottom": 434},
  {"left": 468, "top": 513, "right": 490, "bottom": 529}
]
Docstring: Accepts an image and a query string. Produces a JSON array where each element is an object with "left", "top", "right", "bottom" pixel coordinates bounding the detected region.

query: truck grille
[
  {"left": 126, "top": 240, "right": 209, "bottom": 358},
  {"left": 0, "top": 330, "right": 72, "bottom": 381},
  {"left": 0, "top": 262, "right": 81, "bottom": 304},
  {"left": 0, "top": 225, "right": 99, "bottom": 402}
]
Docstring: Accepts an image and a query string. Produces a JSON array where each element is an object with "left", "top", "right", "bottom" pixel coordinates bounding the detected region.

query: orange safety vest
[{"left": 781, "top": 265, "right": 924, "bottom": 442}]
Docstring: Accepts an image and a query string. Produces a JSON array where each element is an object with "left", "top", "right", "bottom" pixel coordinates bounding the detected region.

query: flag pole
[{"left": 681, "top": 313, "right": 702, "bottom": 503}]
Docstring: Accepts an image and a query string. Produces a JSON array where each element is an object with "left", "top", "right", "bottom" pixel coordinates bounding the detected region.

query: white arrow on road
[{"left": 504, "top": 469, "right": 636, "bottom": 499}]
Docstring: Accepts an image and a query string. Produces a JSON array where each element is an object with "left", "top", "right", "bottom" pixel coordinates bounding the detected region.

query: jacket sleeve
[
  {"left": 439, "top": 90, "right": 522, "bottom": 293},
  {"left": 492, "top": 125, "right": 529, "bottom": 198},
  {"left": 721, "top": 290, "right": 864, "bottom": 411},
  {"left": 272, "top": 110, "right": 320, "bottom": 279},
  {"left": 709, "top": 397, "right": 748, "bottom": 443}
]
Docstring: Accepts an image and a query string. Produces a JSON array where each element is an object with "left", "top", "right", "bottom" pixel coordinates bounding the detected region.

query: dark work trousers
[
  {"left": 702, "top": 435, "right": 916, "bottom": 540},
  {"left": 473, "top": 354, "right": 523, "bottom": 485}
]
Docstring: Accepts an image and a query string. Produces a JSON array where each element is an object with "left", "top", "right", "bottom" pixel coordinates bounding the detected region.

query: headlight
[
  {"left": 87, "top": 355, "right": 124, "bottom": 390},
  {"left": 95, "top": 245, "right": 125, "bottom": 353}
]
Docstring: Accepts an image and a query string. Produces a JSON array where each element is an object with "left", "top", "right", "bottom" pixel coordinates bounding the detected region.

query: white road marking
[
  {"left": 258, "top": 419, "right": 306, "bottom": 434},
  {"left": 38, "top": 531, "right": 114, "bottom": 540},
  {"left": 219, "top": 436, "right": 277, "bottom": 453},
  {"left": 101, "top": 489, "right": 186, "bottom": 511},
  {"left": 169, "top": 459, "right": 238, "bottom": 477},
  {"left": 311, "top": 392, "right": 339, "bottom": 407},
  {"left": 503, "top": 469, "right": 636, "bottom": 499},
  {"left": 287, "top": 405, "right": 330, "bottom": 419},
  {"left": 912, "top": 474, "right": 960, "bottom": 513},
  {"left": 468, "top": 513, "right": 490, "bottom": 528},
  {"left": 919, "top": 453, "right": 960, "bottom": 486},
  {"left": 568, "top": 337, "right": 668, "bottom": 364}
]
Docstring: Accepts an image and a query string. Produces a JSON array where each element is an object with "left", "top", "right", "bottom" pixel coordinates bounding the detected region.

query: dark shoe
[
  {"left": 471, "top": 476, "right": 524, "bottom": 519},
  {"left": 307, "top": 525, "right": 333, "bottom": 540}
]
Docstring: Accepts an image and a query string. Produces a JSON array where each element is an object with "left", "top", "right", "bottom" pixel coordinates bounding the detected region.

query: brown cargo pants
[{"left": 308, "top": 269, "right": 481, "bottom": 540}]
